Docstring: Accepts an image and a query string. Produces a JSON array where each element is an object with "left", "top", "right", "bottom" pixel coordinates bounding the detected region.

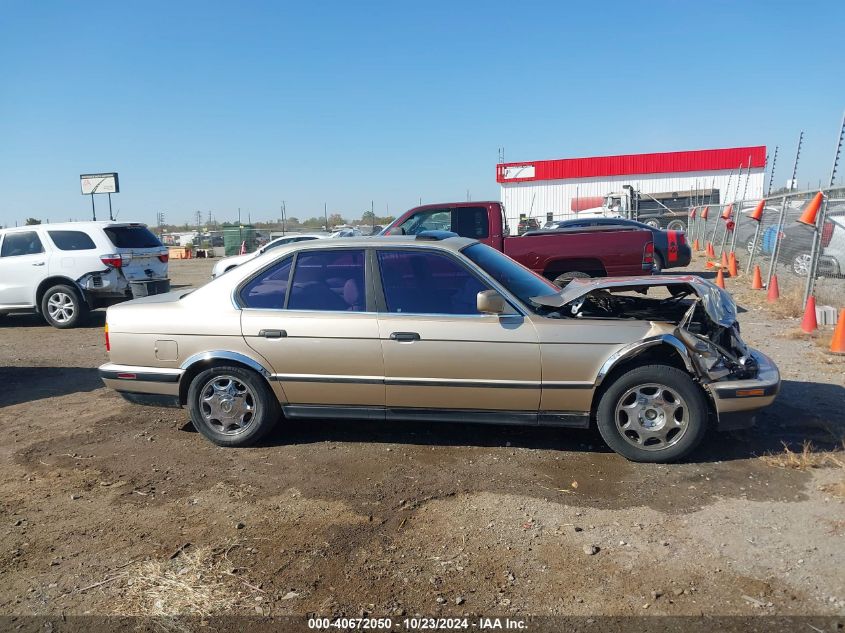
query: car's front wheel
[
  {"left": 41, "top": 284, "right": 88, "bottom": 329},
  {"left": 187, "top": 365, "right": 280, "bottom": 447},
  {"left": 596, "top": 364, "right": 709, "bottom": 463}
]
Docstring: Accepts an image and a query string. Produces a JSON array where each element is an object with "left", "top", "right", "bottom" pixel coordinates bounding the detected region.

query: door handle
[
  {"left": 32, "top": 261, "right": 46, "bottom": 266},
  {"left": 258, "top": 329, "right": 287, "bottom": 339},
  {"left": 390, "top": 331, "right": 420, "bottom": 342}
]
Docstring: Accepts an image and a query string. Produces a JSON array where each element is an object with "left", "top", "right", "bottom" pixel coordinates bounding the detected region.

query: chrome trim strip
[
  {"left": 98, "top": 363, "right": 184, "bottom": 381},
  {"left": 180, "top": 351, "right": 273, "bottom": 378},
  {"left": 594, "top": 334, "right": 694, "bottom": 386},
  {"left": 272, "top": 373, "right": 383, "bottom": 385},
  {"left": 271, "top": 373, "right": 592, "bottom": 390}
]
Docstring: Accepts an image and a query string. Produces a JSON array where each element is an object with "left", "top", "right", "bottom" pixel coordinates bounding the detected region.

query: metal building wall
[{"left": 500, "top": 169, "right": 765, "bottom": 233}]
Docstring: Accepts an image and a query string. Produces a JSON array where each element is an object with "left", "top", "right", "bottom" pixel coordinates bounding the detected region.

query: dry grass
[
  {"left": 760, "top": 440, "right": 845, "bottom": 471},
  {"left": 115, "top": 544, "right": 258, "bottom": 618},
  {"left": 738, "top": 282, "right": 806, "bottom": 319},
  {"left": 819, "top": 481, "right": 845, "bottom": 499}
]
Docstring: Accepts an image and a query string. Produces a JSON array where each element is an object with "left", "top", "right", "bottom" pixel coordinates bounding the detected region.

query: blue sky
[{"left": 1, "top": 0, "right": 843, "bottom": 227}]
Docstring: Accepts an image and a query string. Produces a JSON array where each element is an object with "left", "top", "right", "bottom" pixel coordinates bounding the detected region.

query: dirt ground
[{"left": 1, "top": 255, "right": 843, "bottom": 626}]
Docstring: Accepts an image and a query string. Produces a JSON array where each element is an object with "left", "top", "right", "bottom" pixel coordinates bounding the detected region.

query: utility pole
[
  {"left": 324, "top": 202, "right": 328, "bottom": 231},
  {"left": 281, "top": 201, "right": 286, "bottom": 235}
]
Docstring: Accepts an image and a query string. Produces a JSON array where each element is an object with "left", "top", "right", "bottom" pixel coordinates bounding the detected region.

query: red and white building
[{"left": 496, "top": 146, "right": 766, "bottom": 230}]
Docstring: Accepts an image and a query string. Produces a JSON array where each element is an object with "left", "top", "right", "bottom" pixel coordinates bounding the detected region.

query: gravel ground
[{"left": 0, "top": 255, "right": 843, "bottom": 623}]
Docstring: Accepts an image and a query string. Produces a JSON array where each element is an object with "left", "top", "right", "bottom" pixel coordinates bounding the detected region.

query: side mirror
[{"left": 477, "top": 289, "right": 507, "bottom": 314}]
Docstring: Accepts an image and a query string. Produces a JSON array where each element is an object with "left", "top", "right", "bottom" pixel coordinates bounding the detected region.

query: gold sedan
[{"left": 99, "top": 234, "right": 779, "bottom": 462}]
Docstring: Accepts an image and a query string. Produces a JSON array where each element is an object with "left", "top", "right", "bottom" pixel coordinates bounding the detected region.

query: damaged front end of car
[{"left": 530, "top": 275, "right": 760, "bottom": 384}]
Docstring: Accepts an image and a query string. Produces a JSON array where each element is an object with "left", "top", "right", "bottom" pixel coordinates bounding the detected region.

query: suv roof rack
[{"left": 415, "top": 230, "right": 459, "bottom": 241}]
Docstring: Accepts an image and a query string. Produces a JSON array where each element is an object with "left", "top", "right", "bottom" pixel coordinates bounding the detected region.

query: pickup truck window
[
  {"left": 1, "top": 231, "right": 44, "bottom": 257},
  {"left": 462, "top": 243, "right": 558, "bottom": 309},
  {"left": 396, "top": 207, "right": 489, "bottom": 239}
]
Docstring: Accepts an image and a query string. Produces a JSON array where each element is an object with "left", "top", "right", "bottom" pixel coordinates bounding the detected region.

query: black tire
[
  {"left": 187, "top": 365, "right": 280, "bottom": 447},
  {"left": 595, "top": 364, "right": 709, "bottom": 463},
  {"left": 666, "top": 220, "right": 686, "bottom": 232},
  {"left": 644, "top": 219, "right": 661, "bottom": 229},
  {"left": 40, "top": 284, "right": 88, "bottom": 329},
  {"left": 652, "top": 253, "right": 665, "bottom": 274},
  {"left": 553, "top": 271, "right": 591, "bottom": 288}
]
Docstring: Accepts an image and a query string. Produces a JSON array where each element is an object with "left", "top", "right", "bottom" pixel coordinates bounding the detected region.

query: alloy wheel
[
  {"left": 792, "top": 253, "right": 811, "bottom": 276},
  {"left": 614, "top": 383, "right": 689, "bottom": 451},
  {"left": 199, "top": 375, "right": 257, "bottom": 435},
  {"left": 47, "top": 292, "right": 76, "bottom": 324}
]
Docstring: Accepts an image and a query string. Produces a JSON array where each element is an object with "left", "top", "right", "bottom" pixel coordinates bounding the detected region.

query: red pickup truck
[{"left": 384, "top": 201, "right": 654, "bottom": 285}]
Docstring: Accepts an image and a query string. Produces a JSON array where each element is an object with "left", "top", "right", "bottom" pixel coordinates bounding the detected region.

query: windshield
[{"left": 462, "top": 243, "right": 558, "bottom": 310}]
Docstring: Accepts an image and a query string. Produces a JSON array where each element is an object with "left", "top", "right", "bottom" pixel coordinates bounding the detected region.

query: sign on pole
[{"left": 80, "top": 173, "right": 119, "bottom": 195}]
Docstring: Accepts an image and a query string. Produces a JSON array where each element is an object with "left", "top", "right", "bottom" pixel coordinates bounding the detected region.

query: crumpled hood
[{"left": 530, "top": 275, "right": 737, "bottom": 327}]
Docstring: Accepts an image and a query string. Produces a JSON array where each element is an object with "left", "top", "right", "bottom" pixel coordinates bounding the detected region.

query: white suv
[{"left": 0, "top": 221, "right": 170, "bottom": 328}]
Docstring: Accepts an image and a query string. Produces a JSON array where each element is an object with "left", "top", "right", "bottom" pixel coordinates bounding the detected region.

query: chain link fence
[{"left": 685, "top": 186, "right": 845, "bottom": 312}]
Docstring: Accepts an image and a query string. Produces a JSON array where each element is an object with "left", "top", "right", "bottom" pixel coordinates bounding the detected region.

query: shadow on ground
[
  {"left": 176, "top": 379, "right": 843, "bottom": 464},
  {"left": 0, "top": 367, "right": 103, "bottom": 407},
  {"left": 0, "top": 311, "right": 106, "bottom": 329}
]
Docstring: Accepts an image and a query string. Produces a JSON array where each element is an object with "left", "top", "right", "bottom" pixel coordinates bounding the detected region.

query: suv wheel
[
  {"left": 666, "top": 220, "right": 686, "bottom": 232},
  {"left": 596, "top": 364, "right": 709, "bottom": 463},
  {"left": 187, "top": 365, "right": 280, "bottom": 447},
  {"left": 41, "top": 284, "right": 88, "bottom": 329}
]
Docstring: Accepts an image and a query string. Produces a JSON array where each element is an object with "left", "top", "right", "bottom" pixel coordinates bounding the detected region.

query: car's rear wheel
[
  {"left": 666, "top": 220, "right": 686, "bottom": 232},
  {"left": 644, "top": 219, "right": 661, "bottom": 229},
  {"left": 187, "top": 365, "right": 280, "bottom": 447},
  {"left": 596, "top": 364, "right": 709, "bottom": 463},
  {"left": 553, "top": 271, "right": 591, "bottom": 288},
  {"left": 41, "top": 284, "right": 88, "bottom": 329}
]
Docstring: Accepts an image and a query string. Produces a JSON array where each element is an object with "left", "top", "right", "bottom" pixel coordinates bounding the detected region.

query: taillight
[
  {"left": 158, "top": 250, "right": 169, "bottom": 263},
  {"left": 643, "top": 241, "right": 655, "bottom": 268},
  {"left": 104, "top": 323, "right": 110, "bottom": 352},
  {"left": 101, "top": 254, "right": 123, "bottom": 268},
  {"left": 821, "top": 221, "right": 834, "bottom": 247}
]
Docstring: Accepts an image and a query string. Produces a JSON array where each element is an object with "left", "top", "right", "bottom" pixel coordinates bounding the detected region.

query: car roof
[
  {"left": 1, "top": 221, "right": 150, "bottom": 233},
  {"left": 286, "top": 234, "right": 477, "bottom": 252}
]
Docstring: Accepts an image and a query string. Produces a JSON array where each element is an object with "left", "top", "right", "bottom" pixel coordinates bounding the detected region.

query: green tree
[{"left": 25, "top": 217, "right": 41, "bottom": 225}]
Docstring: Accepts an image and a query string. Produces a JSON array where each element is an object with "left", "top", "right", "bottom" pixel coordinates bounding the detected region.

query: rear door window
[
  {"left": 239, "top": 257, "right": 293, "bottom": 309},
  {"left": 48, "top": 230, "right": 96, "bottom": 251},
  {"left": 288, "top": 249, "right": 366, "bottom": 312},
  {"left": 1, "top": 231, "right": 44, "bottom": 257},
  {"left": 103, "top": 226, "right": 162, "bottom": 249},
  {"left": 453, "top": 207, "right": 489, "bottom": 238}
]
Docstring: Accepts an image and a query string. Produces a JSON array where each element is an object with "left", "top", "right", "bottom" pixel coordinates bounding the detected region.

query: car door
[
  {"left": 0, "top": 230, "right": 47, "bottom": 307},
  {"left": 240, "top": 248, "right": 385, "bottom": 415},
  {"left": 374, "top": 247, "right": 541, "bottom": 420}
]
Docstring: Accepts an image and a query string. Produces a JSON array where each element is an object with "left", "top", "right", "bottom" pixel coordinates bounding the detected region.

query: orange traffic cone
[
  {"left": 801, "top": 296, "right": 818, "bottom": 333},
  {"left": 720, "top": 251, "right": 729, "bottom": 271},
  {"left": 715, "top": 268, "right": 726, "bottom": 289},
  {"left": 693, "top": 238, "right": 700, "bottom": 251},
  {"left": 830, "top": 309, "right": 845, "bottom": 355},
  {"left": 751, "top": 265, "right": 763, "bottom": 289},
  {"left": 767, "top": 275, "right": 780, "bottom": 302},
  {"left": 706, "top": 242, "right": 715, "bottom": 258},
  {"left": 728, "top": 251, "right": 738, "bottom": 277}
]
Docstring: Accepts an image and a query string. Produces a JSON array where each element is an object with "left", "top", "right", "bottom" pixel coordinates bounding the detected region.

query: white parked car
[
  {"left": 0, "top": 221, "right": 170, "bottom": 328},
  {"left": 211, "top": 233, "right": 327, "bottom": 278}
]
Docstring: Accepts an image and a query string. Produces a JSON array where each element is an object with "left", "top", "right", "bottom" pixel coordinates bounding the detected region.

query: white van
[{"left": 0, "top": 221, "right": 170, "bottom": 328}]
